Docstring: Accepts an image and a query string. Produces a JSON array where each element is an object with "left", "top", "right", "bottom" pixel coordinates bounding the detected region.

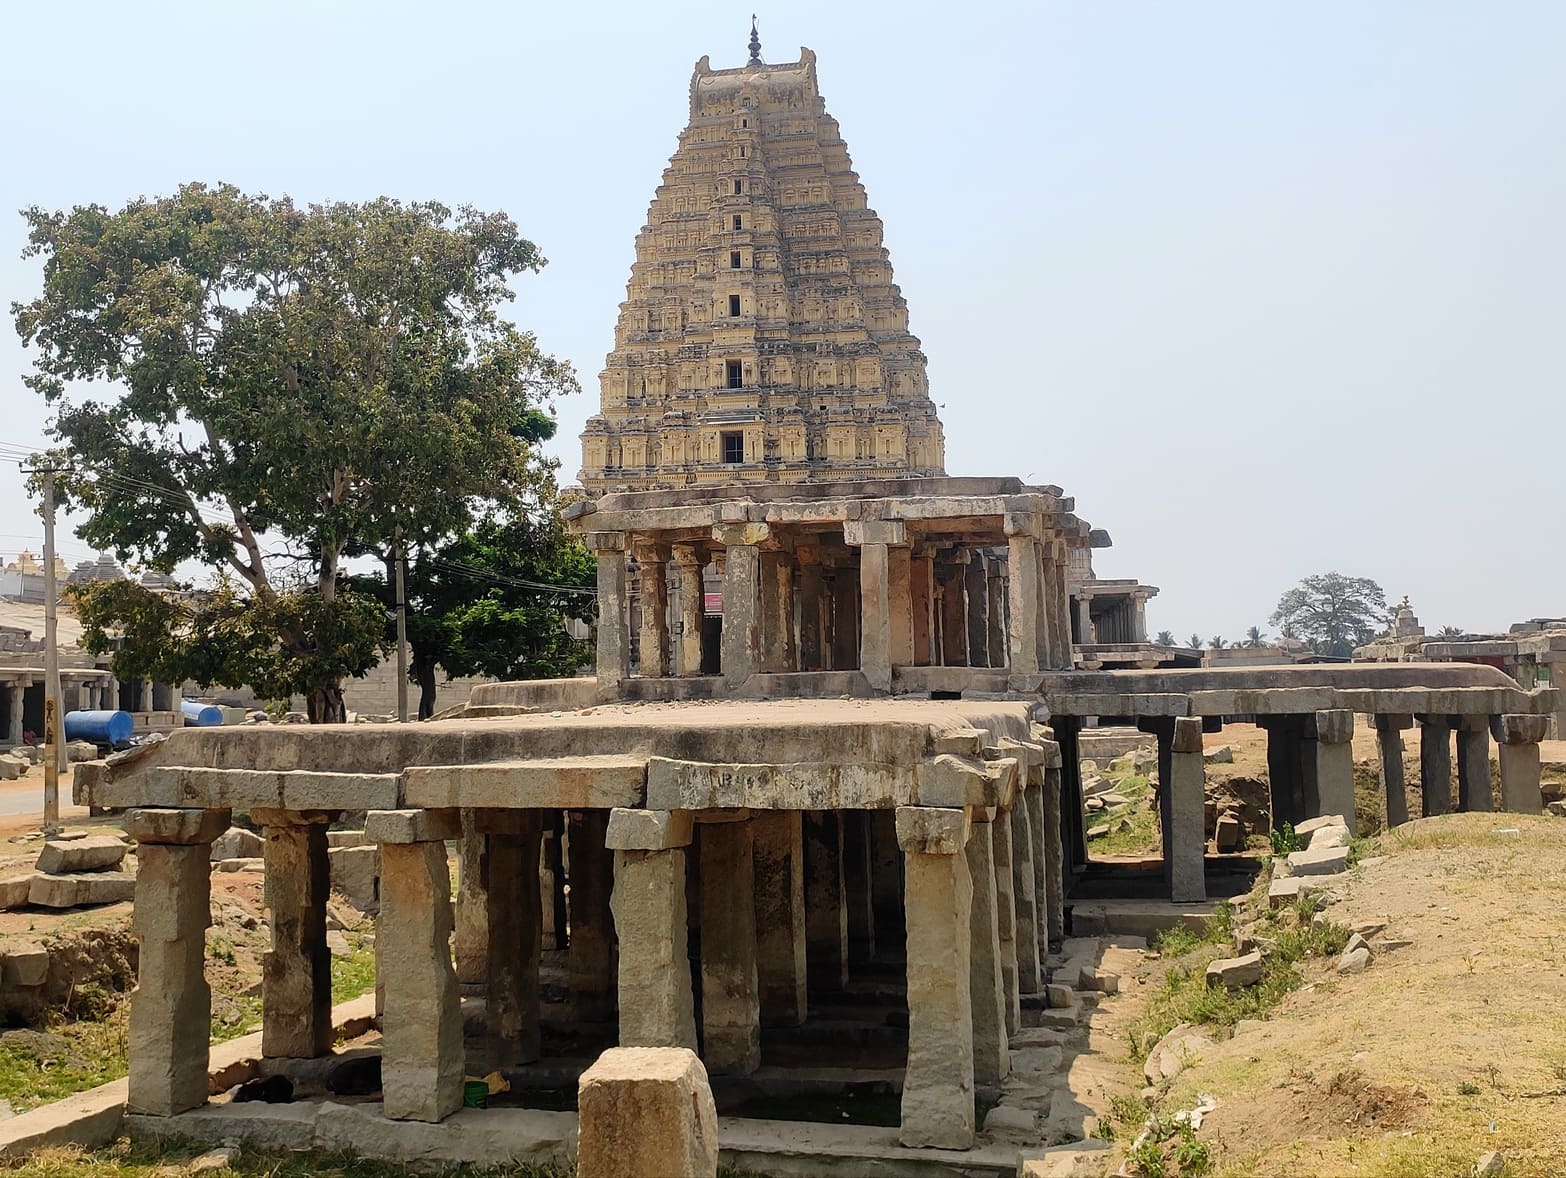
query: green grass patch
[
  {"left": 1088, "top": 772, "right": 1163, "bottom": 858},
  {"left": 0, "top": 1017, "right": 129, "bottom": 1114},
  {"left": 331, "top": 934, "right": 379, "bottom": 1005},
  {"left": 0, "top": 1140, "right": 577, "bottom": 1177}
]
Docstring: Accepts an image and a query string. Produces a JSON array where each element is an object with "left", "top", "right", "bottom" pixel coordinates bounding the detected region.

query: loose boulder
[
  {"left": 1206, "top": 950, "right": 1264, "bottom": 989},
  {"left": 37, "top": 835, "right": 127, "bottom": 875},
  {"left": 210, "top": 827, "right": 264, "bottom": 862},
  {"left": 577, "top": 1047, "right": 718, "bottom": 1178}
]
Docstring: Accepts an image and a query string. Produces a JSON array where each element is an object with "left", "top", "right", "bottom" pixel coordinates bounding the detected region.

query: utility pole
[
  {"left": 34, "top": 466, "right": 65, "bottom": 835},
  {"left": 394, "top": 524, "right": 408, "bottom": 722}
]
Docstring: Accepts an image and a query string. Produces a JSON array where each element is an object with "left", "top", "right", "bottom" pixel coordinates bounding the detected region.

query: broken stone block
[
  {"left": 1098, "top": 792, "right": 1129, "bottom": 808},
  {"left": 0, "top": 757, "right": 24, "bottom": 781},
  {"left": 0, "top": 943, "right": 49, "bottom": 987},
  {"left": 983, "top": 1103, "right": 1039, "bottom": 1143},
  {"left": 1286, "top": 845, "right": 1349, "bottom": 876},
  {"left": 1143, "top": 1023, "right": 1214, "bottom": 1085},
  {"left": 1206, "top": 950, "right": 1263, "bottom": 989},
  {"left": 0, "top": 876, "right": 35, "bottom": 910},
  {"left": 1376, "top": 937, "right": 1413, "bottom": 952},
  {"left": 1475, "top": 1150, "right": 1505, "bottom": 1176},
  {"left": 1078, "top": 966, "right": 1119, "bottom": 994},
  {"left": 1350, "top": 918, "right": 1387, "bottom": 938},
  {"left": 210, "top": 827, "right": 264, "bottom": 862},
  {"left": 1203, "top": 745, "right": 1234, "bottom": 764},
  {"left": 1267, "top": 876, "right": 1302, "bottom": 908},
  {"left": 37, "top": 834, "right": 127, "bottom": 874},
  {"left": 1337, "top": 946, "right": 1371, "bottom": 975},
  {"left": 329, "top": 844, "right": 380, "bottom": 912},
  {"left": 186, "top": 1146, "right": 240, "bottom": 1174},
  {"left": 1344, "top": 932, "right": 1371, "bottom": 957},
  {"left": 28, "top": 870, "right": 135, "bottom": 908},
  {"left": 1214, "top": 814, "right": 1243, "bottom": 852},
  {"left": 66, "top": 740, "right": 99, "bottom": 763},
  {"left": 1045, "top": 983, "right": 1076, "bottom": 1009},
  {"left": 1086, "top": 823, "right": 1111, "bottom": 840},
  {"left": 1018, "top": 1140, "right": 1113, "bottom": 1177},
  {"left": 1308, "top": 824, "right": 1350, "bottom": 851},
  {"left": 576, "top": 1047, "right": 718, "bottom": 1178},
  {"left": 1292, "top": 814, "right": 1348, "bottom": 841}
]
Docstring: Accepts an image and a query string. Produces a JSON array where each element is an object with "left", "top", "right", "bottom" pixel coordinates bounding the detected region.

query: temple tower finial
[{"left": 748, "top": 15, "right": 762, "bottom": 65}]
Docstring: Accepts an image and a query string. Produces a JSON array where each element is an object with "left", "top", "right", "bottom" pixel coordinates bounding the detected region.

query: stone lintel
[
  {"left": 1494, "top": 713, "right": 1550, "bottom": 745},
  {"left": 646, "top": 757, "right": 903, "bottom": 810},
  {"left": 605, "top": 808, "right": 694, "bottom": 850},
  {"left": 711, "top": 522, "right": 771, "bottom": 548},
  {"left": 691, "top": 808, "right": 753, "bottom": 823},
  {"left": 80, "top": 768, "right": 401, "bottom": 812},
  {"left": 843, "top": 519, "right": 907, "bottom": 547},
  {"left": 1050, "top": 693, "right": 1190, "bottom": 719},
  {"left": 366, "top": 808, "right": 462, "bottom": 845},
  {"left": 467, "top": 809, "right": 545, "bottom": 835},
  {"left": 1186, "top": 687, "right": 1336, "bottom": 716},
  {"left": 251, "top": 807, "right": 336, "bottom": 827},
  {"left": 1308, "top": 710, "right": 1354, "bottom": 745},
  {"left": 895, "top": 805, "right": 971, "bottom": 855},
  {"left": 402, "top": 756, "right": 649, "bottom": 810},
  {"left": 125, "top": 807, "right": 232, "bottom": 846}
]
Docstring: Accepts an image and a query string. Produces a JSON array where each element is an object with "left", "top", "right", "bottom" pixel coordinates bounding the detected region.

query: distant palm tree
[
  {"left": 1155, "top": 629, "right": 1174, "bottom": 646},
  {"left": 1187, "top": 632, "right": 1202, "bottom": 650},
  {"left": 1436, "top": 625, "right": 1464, "bottom": 639},
  {"left": 1244, "top": 625, "right": 1266, "bottom": 648},
  {"left": 1209, "top": 636, "right": 1227, "bottom": 649}
]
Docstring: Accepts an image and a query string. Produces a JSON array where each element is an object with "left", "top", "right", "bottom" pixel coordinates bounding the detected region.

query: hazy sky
[{"left": 1, "top": 1, "right": 1561, "bottom": 642}]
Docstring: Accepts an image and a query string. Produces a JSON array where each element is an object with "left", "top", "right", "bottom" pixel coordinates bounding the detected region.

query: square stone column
[
  {"left": 989, "top": 808, "right": 1021, "bottom": 1035},
  {"left": 798, "top": 554, "right": 825, "bottom": 672},
  {"left": 455, "top": 813, "right": 488, "bottom": 985},
  {"left": 1310, "top": 710, "right": 1357, "bottom": 833},
  {"left": 672, "top": 546, "right": 707, "bottom": 677},
  {"left": 910, "top": 551, "right": 936, "bottom": 666},
  {"left": 759, "top": 549, "right": 796, "bottom": 673},
  {"left": 634, "top": 544, "right": 670, "bottom": 679},
  {"left": 829, "top": 567, "right": 859, "bottom": 671},
  {"left": 698, "top": 820, "right": 761, "bottom": 1075},
  {"left": 803, "top": 811, "right": 848, "bottom": 991},
  {"left": 1374, "top": 715, "right": 1411, "bottom": 828},
  {"left": 1004, "top": 526, "right": 1041, "bottom": 683},
  {"left": 868, "top": 809, "right": 904, "bottom": 937},
  {"left": 607, "top": 809, "right": 696, "bottom": 1049},
  {"left": 7, "top": 683, "right": 22, "bottom": 745},
  {"left": 888, "top": 546, "right": 914, "bottom": 668},
  {"left": 964, "top": 556, "right": 990, "bottom": 669},
  {"left": 842, "top": 812, "right": 877, "bottom": 964},
  {"left": 1074, "top": 597, "right": 1092, "bottom": 646},
  {"left": 1008, "top": 790, "right": 1042, "bottom": 994},
  {"left": 963, "top": 817, "right": 1009, "bottom": 1086},
  {"left": 255, "top": 809, "right": 333, "bottom": 1059},
  {"left": 1168, "top": 718, "right": 1207, "bottom": 903},
  {"left": 1261, "top": 716, "right": 1305, "bottom": 828},
  {"left": 590, "top": 533, "right": 630, "bottom": 690},
  {"left": 1046, "top": 540, "right": 1073, "bottom": 670},
  {"left": 1494, "top": 714, "right": 1547, "bottom": 814},
  {"left": 858, "top": 543, "right": 893, "bottom": 690},
  {"left": 895, "top": 806, "right": 975, "bottom": 1150},
  {"left": 938, "top": 557, "right": 970, "bottom": 667},
  {"left": 369, "top": 811, "right": 464, "bottom": 1123},
  {"left": 1040, "top": 755, "right": 1066, "bottom": 943},
  {"left": 1025, "top": 780, "right": 1048, "bottom": 947},
  {"left": 714, "top": 524, "right": 768, "bottom": 686},
  {"left": 1419, "top": 716, "right": 1453, "bottom": 816},
  {"left": 483, "top": 812, "right": 544, "bottom": 1067},
  {"left": 1456, "top": 717, "right": 1493, "bottom": 812},
  {"left": 569, "top": 810, "right": 618, "bottom": 1022},
  {"left": 750, "top": 810, "right": 807, "bottom": 1027},
  {"left": 1054, "top": 717, "right": 1088, "bottom": 871},
  {"left": 125, "top": 808, "right": 229, "bottom": 1117}
]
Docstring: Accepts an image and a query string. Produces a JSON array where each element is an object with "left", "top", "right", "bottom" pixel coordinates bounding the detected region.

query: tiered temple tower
[{"left": 579, "top": 32, "right": 946, "bottom": 494}]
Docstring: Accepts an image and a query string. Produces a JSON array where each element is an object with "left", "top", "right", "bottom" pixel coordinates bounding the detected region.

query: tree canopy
[
  {"left": 16, "top": 183, "right": 578, "bottom": 719},
  {"left": 1270, "top": 572, "right": 1388, "bottom": 657}
]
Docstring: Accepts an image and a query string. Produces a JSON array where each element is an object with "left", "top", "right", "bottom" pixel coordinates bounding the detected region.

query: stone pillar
[
  {"left": 1008, "top": 790, "right": 1041, "bottom": 995},
  {"left": 1375, "top": 715, "right": 1411, "bottom": 828},
  {"left": 6, "top": 683, "right": 21, "bottom": 745},
  {"left": 673, "top": 546, "right": 706, "bottom": 677},
  {"left": 868, "top": 810, "right": 904, "bottom": 943},
  {"left": 1456, "top": 716, "right": 1493, "bottom": 812},
  {"left": 1041, "top": 753, "right": 1066, "bottom": 943},
  {"left": 139, "top": 678, "right": 154, "bottom": 712},
  {"left": 455, "top": 813, "right": 487, "bottom": 985},
  {"left": 255, "top": 811, "right": 333, "bottom": 1059},
  {"left": 590, "top": 534, "right": 630, "bottom": 690},
  {"left": 843, "top": 812, "right": 876, "bottom": 964},
  {"left": 964, "top": 817, "right": 1009, "bottom": 1086},
  {"left": 939, "top": 556, "right": 970, "bottom": 666},
  {"left": 990, "top": 808, "right": 1021, "bottom": 1035},
  {"left": 1419, "top": 717, "right": 1453, "bottom": 816},
  {"left": 369, "top": 810, "right": 464, "bottom": 1123},
  {"left": 750, "top": 810, "right": 806, "bottom": 1027},
  {"left": 635, "top": 544, "right": 670, "bottom": 679},
  {"left": 896, "top": 807, "right": 974, "bottom": 1150},
  {"left": 484, "top": 813, "right": 544, "bottom": 1067},
  {"left": 830, "top": 566, "right": 859, "bottom": 671},
  {"left": 759, "top": 549, "right": 796, "bottom": 673},
  {"left": 1168, "top": 718, "right": 1207, "bottom": 902},
  {"left": 569, "top": 810, "right": 617, "bottom": 1022},
  {"left": 858, "top": 542, "right": 892, "bottom": 691},
  {"left": 1311, "top": 710, "right": 1357, "bottom": 833},
  {"left": 714, "top": 524, "right": 768, "bottom": 686},
  {"left": 1075, "top": 597, "right": 1093, "bottom": 647},
  {"left": 986, "top": 565, "right": 1007, "bottom": 668},
  {"left": 964, "top": 556, "right": 990, "bottom": 669},
  {"left": 1025, "top": 779, "right": 1048, "bottom": 948},
  {"left": 888, "top": 545, "right": 914, "bottom": 668},
  {"left": 803, "top": 811, "right": 848, "bottom": 991},
  {"left": 1262, "top": 716, "right": 1305, "bottom": 828},
  {"left": 1004, "top": 526, "right": 1041, "bottom": 683},
  {"left": 607, "top": 809, "right": 696, "bottom": 1049},
  {"left": 1494, "top": 714, "right": 1547, "bottom": 814},
  {"left": 698, "top": 820, "right": 761, "bottom": 1075},
  {"left": 910, "top": 551, "right": 936, "bottom": 666},
  {"left": 1054, "top": 717, "right": 1088, "bottom": 871},
  {"left": 125, "top": 808, "right": 228, "bottom": 1117},
  {"left": 798, "top": 554, "right": 825, "bottom": 672}
]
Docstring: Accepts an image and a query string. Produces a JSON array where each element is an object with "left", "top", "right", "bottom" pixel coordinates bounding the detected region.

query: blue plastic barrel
[
  {"left": 181, "top": 699, "right": 224, "bottom": 727},
  {"left": 63, "top": 709, "right": 134, "bottom": 744}
]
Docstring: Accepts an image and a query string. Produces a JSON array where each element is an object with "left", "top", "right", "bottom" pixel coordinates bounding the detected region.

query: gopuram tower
[{"left": 579, "top": 26, "right": 946, "bottom": 494}]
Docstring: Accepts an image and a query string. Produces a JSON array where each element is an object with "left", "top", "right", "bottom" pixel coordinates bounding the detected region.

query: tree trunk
[
  {"left": 307, "top": 682, "right": 347, "bottom": 724},
  {"left": 417, "top": 662, "right": 437, "bottom": 720}
]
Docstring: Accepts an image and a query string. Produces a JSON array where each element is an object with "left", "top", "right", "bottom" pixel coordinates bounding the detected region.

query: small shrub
[
  {"left": 1171, "top": 1122, "right": 1213, "bottom": 1175},
  {"left": 1127, "top": 1135, "right": 1168, "bottom": 1177},
  {"left": 1270, "top": 822, "right": 1301, "bottom": 855},
  {"left": 1457, "top": 1081, "right": 1480, "bottom": 1096}
]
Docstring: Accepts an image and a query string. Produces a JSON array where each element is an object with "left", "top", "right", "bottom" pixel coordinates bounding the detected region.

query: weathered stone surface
[
  {"left": 364, "top": 809, "right": 461, "bottom": 845},
  {"left": 964, "top": 822, "right": 1009, "bottom": 1086},
  {"left": 1018, "top": 1140, "right": 1113, "bottom": 1177},
  {"left": 0, "top": 876, "right": 36, "bottom": 910},
  {"left": 983, "top": 1103, "right": 1038, "bottom": 1143},
  {"left": 646, "top": 757, "right": 900, "bottom": 812},
  {"left": 37, "top": 836, "right": 126, "bottom": 875},
  {"left": 328, "top": 845, "right": 379, "bottom": 912},
  {"left": 1205, "top": 950, "right": 1263, "bottom": 989},
  {"left": 1168, "top": 717, "right": 1207, "bottom": 902},
  {"left": 126, "top": 808, "right": 231, "bottom": 847},
  {"left": 612, "top": 849, "right": 695, "bottom": 1049},
  {"left": 85, "top": 766, "right": 400, "bottom": 812},
  {"left": 575, "top": 1047, "right": 718, "bottom": 1178},
  {"left": 28, "top": 871, "right": 135, "bottom": 908},
  {"left": 1142, "top": 1023, "right": 1214, "bottom": 1085},
  {"left": 0, "top": 757, "right": 26, "bottom": 781},
  {"left": 1287, "top": 845, "right": 1349, "bottom": 876},
  {"left": 604, "top": 807, "right": 692, "bottom": 851},
  {"left": 261, "top": 822, "right": 332, "bottom": 1060},
  {"left": 1337, "top": 946, "right": 1371, "bottom": 974},
  {"left": 1292, "top": 814, "right": 1348, "bottom": 841},
  {"left": 67, "top": 741, "right": 98, "bottom": 763},
  {"left": 129, "top": 843, "right": 211, "bottom": 1116},
  {"left": 0, "top": 944, "right": 49, "bottom": 988},
  {"left": 751, "top": 811, "right": 806, "bottom": 1029},
  {"left": 1309, "top": 824, "right": 1350, "bottom": 850},
  {"left": 697, "top": 822, "right": 761, "bottom": 1075},
  {"left": 1045, "top": 983, "right": 1076, "bottom": 1009},
  {"left": 1203, "top": 745, "right": 1233, "bottom": 764},
  {"left": 404, "top": 756, "right": 648, "bottom": 811},
  {"left": 895, "top": 805, "right": 970, "bottom": 855},
  {"left": 485, "top": 819, "right": 544, "bottom": 1068},
  {"left": 210, "top": 827, "right": 264, "bottom": 861},
  {"left": 568, "top": 810, "right": 617, "bottom": 1023},
  {"left": 1214, "top": 813, "right": 1243, "bottom": 852}
]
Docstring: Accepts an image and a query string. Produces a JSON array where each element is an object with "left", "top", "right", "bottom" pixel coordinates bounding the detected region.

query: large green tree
[
  {"left": 1270, "top": 572, "right": 1389, "bottom": 657},
  {"left": 16, "top": 183, "right": 577, "bottom": 720}
]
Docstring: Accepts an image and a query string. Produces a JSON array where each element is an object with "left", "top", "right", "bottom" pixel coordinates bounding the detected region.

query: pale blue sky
[{"left": 2, "top": 1, "right": 1561, "bottom": 641}]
